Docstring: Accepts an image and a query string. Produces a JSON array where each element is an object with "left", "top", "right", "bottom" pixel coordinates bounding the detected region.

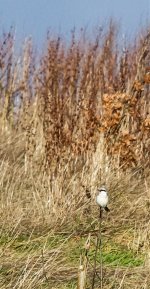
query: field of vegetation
[{"left": 0, "top": 23, "right": 150, "bottom": 288}]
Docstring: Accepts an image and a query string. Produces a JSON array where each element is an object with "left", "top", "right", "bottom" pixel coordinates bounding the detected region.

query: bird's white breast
[{"left": 96, "top": 191, "right": 108, "bottom": 207}]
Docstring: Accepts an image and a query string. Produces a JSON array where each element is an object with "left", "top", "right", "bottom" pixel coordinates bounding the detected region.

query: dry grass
[{"left": 0, "top": 23, "right": 149, "bottom": 288}]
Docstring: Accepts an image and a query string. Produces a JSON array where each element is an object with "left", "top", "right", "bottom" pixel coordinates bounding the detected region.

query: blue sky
[{"left": 0, "top": 0, "right": 150, "bottom": 44}]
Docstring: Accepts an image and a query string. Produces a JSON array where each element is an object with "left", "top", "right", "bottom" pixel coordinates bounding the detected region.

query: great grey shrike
[{"left": 96, "top": 185, "right": 110, "bottom": 212}]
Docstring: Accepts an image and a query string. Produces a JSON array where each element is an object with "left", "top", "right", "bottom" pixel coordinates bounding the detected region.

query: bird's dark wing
[{"left": 105, "top": 206, "right": 110, "bottom": 212}]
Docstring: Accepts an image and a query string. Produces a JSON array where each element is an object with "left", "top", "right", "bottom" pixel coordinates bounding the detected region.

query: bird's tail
[
  {"left": 105, "top": 206, "right": 110, "bottom": 212},
  {"left": 100, "top": 207, "right": 102, "bottom": 219}
]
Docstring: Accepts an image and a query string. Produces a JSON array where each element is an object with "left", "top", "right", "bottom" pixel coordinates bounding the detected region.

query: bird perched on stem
[{"left": 96, "top": 186, "right": 110, "bottom": 218}]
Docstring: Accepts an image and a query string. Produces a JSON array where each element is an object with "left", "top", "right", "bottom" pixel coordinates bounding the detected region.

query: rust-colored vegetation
[{"left": 0, "top": 25, "right": 149, "bottom": 172}]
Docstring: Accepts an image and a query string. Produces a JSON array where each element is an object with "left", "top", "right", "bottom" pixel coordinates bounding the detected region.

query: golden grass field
[{"left": 0, "top": 23, "right": 150, "bottom": 288}]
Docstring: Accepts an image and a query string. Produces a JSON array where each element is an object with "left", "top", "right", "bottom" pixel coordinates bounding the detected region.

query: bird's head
[{"left": 98, "top": 185, "right": 106, "bottom": 192}]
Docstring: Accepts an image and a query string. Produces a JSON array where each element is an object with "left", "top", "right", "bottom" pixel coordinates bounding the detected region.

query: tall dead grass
[
  {"left": 0, "top": 23, "right": 149, "bottom": 288},
  {"left": 0, "top": 25, "right": 149, "bottom": 172}
]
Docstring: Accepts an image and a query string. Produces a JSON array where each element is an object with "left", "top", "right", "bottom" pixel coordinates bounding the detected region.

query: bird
[{"left": 96, "top": 185, "right": 110, "bottom": 214}]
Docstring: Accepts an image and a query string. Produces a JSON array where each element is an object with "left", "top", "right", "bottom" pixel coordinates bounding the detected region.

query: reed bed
[{"left": 0, "top": 23, "right": 149, "bottom": 288}]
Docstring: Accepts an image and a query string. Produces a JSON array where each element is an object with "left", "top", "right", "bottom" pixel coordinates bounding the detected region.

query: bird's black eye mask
[{"left": 98, "top": 188, "right": 106, "bottom": 192}]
